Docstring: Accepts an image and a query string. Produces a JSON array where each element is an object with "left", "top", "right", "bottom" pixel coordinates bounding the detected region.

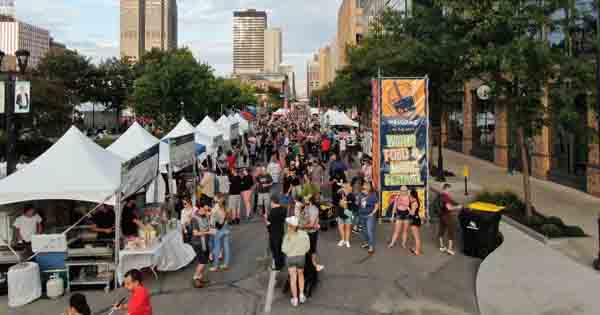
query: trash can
[{"left": 459, "top": 202, "right": 504, "bottom": 259}]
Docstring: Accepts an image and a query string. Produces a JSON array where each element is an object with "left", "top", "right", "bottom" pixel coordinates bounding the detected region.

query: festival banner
[
  {"left": 120, "top": 143, "right": 160, "bottom": 198},
  {"left": 378, "top": 78, "right": 429, "bottom": 218},
  {"left": 169, "top": 133, "right": 196, "bottom": 171}
]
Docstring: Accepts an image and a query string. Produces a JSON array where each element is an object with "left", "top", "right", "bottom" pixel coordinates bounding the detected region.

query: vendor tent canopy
[
  {"left": 323, "top": 110, "right": 359, "bottom": 128},
  {"left": 233, "top": 113, "right": 250, "bottom": 135},
  {"left": 196, "top": 117, "right": 224, "bottom": 153},
  {"left": 159, "top": 118, "right": 196, "bottom": 167},
  {"left": 107, "top": 122, "right": 159, "bottom": 160},
  {"left": 273, "top": 108, "right": 289, "bottom": 116},
  {"left": 0, "top": 126, "right": 124, "bottom": 206},
  {"left": 217, "top": 115, "right": 239, "bottom": 141}
]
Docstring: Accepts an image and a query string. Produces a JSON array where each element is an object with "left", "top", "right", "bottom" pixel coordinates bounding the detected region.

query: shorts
[
  {"left": 287, "top": 255, "right": 306, "bottom": 269},
  {"left": 228, "top": 194, "right": 241, "bottom": 210},
  {"left": 308, "top": 232, "right": 318, "bottom": 255},
  {"left": 395, "top": 210, "right": 410, "bottom": 221},
  {"left": 192, "top": 241, "right": 210, "bottom": 265},
  {"left": 338, "top": 216, "right": 353, "bottom": 225},
  {"left": 410, "top": 214, "right": 422, "bottom": 227}
]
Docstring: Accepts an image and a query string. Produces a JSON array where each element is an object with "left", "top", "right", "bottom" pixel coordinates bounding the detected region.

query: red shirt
[
  {"left": 440, "top": 192, "right": 455, "bottom": 215},
  {"left": 129, "top": 285, "right": 152, "bottom": 315},
  {"left": 321, "top": 139, "right": 331, "bottom": 152},
  {"left": 227, "top": 155, "right": 236, "bottom": 170}
]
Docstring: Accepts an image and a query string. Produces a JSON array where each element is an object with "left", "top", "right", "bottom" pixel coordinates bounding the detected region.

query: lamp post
[{"left": 1, "top": 49, "right": 30, "bottom": 176}]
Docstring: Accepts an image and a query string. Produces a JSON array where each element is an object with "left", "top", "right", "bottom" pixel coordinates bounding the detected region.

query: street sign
[
  {"left": 0, "top": 82, "right": 4, "bottom": 114},
  {"left": 477, "top": 85, "right": 491, "bottom": 101},
  {"left": 14, "top": 81, "right": 30, "bottom": 114}
]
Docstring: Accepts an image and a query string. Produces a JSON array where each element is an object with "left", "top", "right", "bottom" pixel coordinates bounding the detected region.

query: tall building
[
  {"left": 0, "top": 19, "right": 50, "bottom": 69},
  {"left": 337, "top": 0, "right": 365, "bottom": 69},
  {"left": 279, "top": 63, "right": 296, "bottom": 100},
  {"left": 0, "top": 0, "right": 15, "bottom": 19},
  {"left": 120, "top": 0, "right": 178, "bottom": 60},
  {"left": 233, "top": 9, "right": 267, "bottom": 75},
  {"left": 306, "top": 54, "right": 320, "bottom": 97},
  {"left": 264, "top": 28, "right": 282, "bottom": 73},
  {"left": 318, "top": 45, "right": 332, "bottom": 89}
]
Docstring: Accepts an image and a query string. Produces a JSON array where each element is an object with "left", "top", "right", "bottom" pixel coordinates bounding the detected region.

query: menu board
[{"left": 375, "top": 78, "right": 429, "bottom": 218}]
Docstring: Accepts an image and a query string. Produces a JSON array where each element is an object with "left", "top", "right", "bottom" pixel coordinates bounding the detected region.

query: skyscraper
[
  {"left": 306, "top": 54, "right": 320, "bottom": 97},
  {"left": 337, "top": 0, "right": 365, "bottom": 69},
  {"left": 233, "top": 9, "right": 267, "bottom": 75},
  {"left": 120, "top": 0, "right": 178, "bottom": 60},
  {"left": 264, "top": 27, "right": 282, "bottom": 73},
  {"left": 0, "top": 19, "right": 50, "bottom": 69}
]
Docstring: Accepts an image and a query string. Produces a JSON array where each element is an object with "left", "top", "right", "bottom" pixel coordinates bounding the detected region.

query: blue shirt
[
  {"left": 329, "top": 160, "right": 347, "bottom": 177},
  {"left": 358, "top": 192, "right": 379, "bottom": 216}
]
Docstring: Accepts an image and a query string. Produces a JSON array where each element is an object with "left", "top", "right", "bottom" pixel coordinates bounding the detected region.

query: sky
[{"left": 16, "top": 0, "right": 344, "bottom": 97}]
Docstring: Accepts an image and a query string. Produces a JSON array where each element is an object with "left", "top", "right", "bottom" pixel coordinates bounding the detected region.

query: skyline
[{"left": 15, "top": 0, "right": 344, "bottom": 97}]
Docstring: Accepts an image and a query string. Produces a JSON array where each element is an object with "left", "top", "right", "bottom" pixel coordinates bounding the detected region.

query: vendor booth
[
  {"left": 323, "top": 110, "right": 359, "bottom": 128},
  {"left": 217, "top": 115, "right": 239, "bottom": 142},
  {"left": 233, "top": 113, "right": 251, "bottom": 136},
  {"left": 0, "top": 126, "right": 195, "bottom": 307},
  {"left": 196, "top": 117, "right": 225, "bottom": 154}
]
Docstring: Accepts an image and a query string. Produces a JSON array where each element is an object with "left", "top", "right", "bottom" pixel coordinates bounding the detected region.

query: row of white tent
[
  {"left": 0, "top": 113, "right": 253, "bottom": 207},
  {"left": 322, "top": 109, "right": 359, "bottom": 128}
]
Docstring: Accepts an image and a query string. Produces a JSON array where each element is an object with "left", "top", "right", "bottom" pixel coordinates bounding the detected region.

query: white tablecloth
[
  {"left": 117, "top": 227, "right": 196, "bottom": 283},
  {"left": 8, "top": 262, "right": 42, "bottom": 308}
]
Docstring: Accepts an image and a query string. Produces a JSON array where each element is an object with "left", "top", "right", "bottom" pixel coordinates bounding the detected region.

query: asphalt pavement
[{"left": 5, "top": 220, "right": 480, "bottom": 315}]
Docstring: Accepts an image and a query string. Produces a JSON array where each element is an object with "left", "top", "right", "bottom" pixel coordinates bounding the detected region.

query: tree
[{"left": 133, "top": 48, "right": 216, "bottom": 129}]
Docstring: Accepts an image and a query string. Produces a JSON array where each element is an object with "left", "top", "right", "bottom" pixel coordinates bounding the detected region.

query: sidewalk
[{"left": 432, "top": 148, "right": 600, "bottom": 267}]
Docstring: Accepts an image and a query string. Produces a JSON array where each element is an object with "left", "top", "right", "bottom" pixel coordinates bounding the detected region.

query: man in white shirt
[
  {"left": 14, "top": 204, "right": 43, "bottom": 244},
  {"left": 266, "top": 158, "right": 282, "bottom": 197}
]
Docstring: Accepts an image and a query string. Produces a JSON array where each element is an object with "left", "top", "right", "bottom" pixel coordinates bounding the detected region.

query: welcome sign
[{"left": 373, "top": 78, "right": 429, "bottom": 218}]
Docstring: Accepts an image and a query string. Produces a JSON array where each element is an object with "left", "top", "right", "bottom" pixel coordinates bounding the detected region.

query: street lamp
[{"left": 1, "top": 49, "right": 30, "bottom": 176}]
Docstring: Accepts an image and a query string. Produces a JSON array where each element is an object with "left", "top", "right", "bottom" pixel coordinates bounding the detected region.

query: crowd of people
[{"left": 61, "top": 105, "right": 463, "bottom": 313}]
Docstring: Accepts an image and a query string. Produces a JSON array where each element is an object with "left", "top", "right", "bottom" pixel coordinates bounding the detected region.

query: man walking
[
  {"left": 265, "top": 196, "right": 287, "bottom": 271},
  {"left": 115, "top": 269, "right": 152, "bottom": 315},
  {"left": 256, "top": 166, "right": 273, "bottom": 214}
]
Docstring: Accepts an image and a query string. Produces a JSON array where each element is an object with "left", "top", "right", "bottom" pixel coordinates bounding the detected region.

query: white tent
[
  {"left": 0, "top": 126, "right": 123, "bottom": 206},
  {"left": 196, "top": 117, "right": 224, "bottom": 154},
  {"left": 323, "top": 110, "right": 359, "bottom": 128},
  {"left": 107, "top": 122, "right": 159, "bottom": 160},
  {"left": 159, "top": 118, "right": 196, "bottom": 168},
  {"left": 273, "top": 108, "right": 289, "bottom": 116},
  {"left": 310, "top": 107, "right": 320, "bottom": 116},
  {"left": 217, "top": 115, "right": 239, "bottom": 141},
  {"left": 233, "top": 113, "right": 250, "bottom": 135}
]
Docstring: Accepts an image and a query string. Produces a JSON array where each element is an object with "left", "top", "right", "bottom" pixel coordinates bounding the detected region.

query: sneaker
[
  {"left": 220, "top": 265, "right": 229, "bottom": 271},
  {"left": 337, "top": 240, "right": 345, "bottom": 247},
  {"left": 446, "top": 249, "right": 456, "bottom": 256},
  {"left": 368, "top": 247, "right": 375, "bottom": 255},
  {"left": 299, "top": 294, "right": 307, "bottom": 304},
  {"left": 361, "top": 243, "right": 369, "bottom": 249},
  {"left": 345, "top": 241, "right": 351, "bottom": 248},
  {"left": 439, "top": 246, "right": 447, "bottom": 253},
  {"left": 291, "top": 298, "right": 299, "bottom": 307}
]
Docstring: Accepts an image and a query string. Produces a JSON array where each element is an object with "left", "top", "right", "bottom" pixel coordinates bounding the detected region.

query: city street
[{"left": 4, "top": 221, "right": 480, "bottom": 315}]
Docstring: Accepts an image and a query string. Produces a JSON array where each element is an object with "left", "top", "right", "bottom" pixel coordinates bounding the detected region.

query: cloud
[{"left": 18, "top": 0, "right": 344, "bottom": 96}]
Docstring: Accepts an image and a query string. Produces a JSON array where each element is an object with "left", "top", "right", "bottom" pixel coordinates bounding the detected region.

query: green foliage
[
  {"left": 133, "top": 48, "right": 216, "bottom": 129},
  {"left": 474, "top": 190, "right": 586, "bottom": 238},
  {"left": 540, "top": 224, "right": 563, "bottom": 238}
]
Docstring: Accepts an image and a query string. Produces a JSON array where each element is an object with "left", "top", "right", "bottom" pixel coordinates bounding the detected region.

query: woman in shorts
[
  {"left": 282, "top": 216, "right": 310, "bottom": 307},
  {"left": 388, "top": 186, "right": 410, "bottom": 249},
  {"left": 336, "top": 181, "right": 355, "bottom": 248},
  {"left": 408, "top": 189, "right": 423, "bottom": 256}
]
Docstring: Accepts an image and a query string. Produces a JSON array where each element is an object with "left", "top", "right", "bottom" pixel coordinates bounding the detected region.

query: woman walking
[
  {"left": 240, "top": 168, "right": 254, "bottom": 220},
  {"left": 210, "top": 194, "right": 231, "bottom": 271},
  {"left": 358, "top": 182, "right": 379, "bottom": 255},
  {"left": 388, "top": 186, "right": 410, "bottom": 249},
  {"left": 336, "top": 181, "right": 355, "bottom": 248},
  {"left": 408, "top": 189, "right": 423, "bottom": 256},
  {"left": 282, "top": 216, "right": 310, "bottom": 307}
]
